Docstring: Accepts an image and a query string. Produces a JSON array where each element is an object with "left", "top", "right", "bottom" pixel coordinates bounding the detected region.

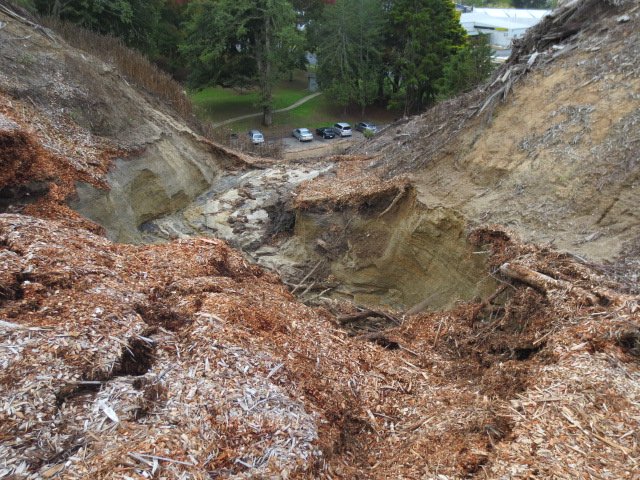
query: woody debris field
[{"left": 1, "top": 0, "right": 639, "bottom": 478}]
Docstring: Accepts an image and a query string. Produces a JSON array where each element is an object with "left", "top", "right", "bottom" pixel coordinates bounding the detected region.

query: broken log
[
  {"left": 499, "top": 262, "right": 599, "bottom": 305},
  {"left": 353, "top": 331, "right": 400, "bottom": 350},
  {"left": 291, "top": 260, "right": 323, "bottom": 294}
]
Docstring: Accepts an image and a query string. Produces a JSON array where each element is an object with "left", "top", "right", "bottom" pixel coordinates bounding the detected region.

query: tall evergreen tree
[
  {"left": 436, "top": 34, "right": 494, "bottom": 98},
  {"left": 181, "top": 0, "right": 303, "bottom": 126},
  {"left": 314, "top": 0, "right": 384, "bottom": 114},
  {"left": 387, "top": 0, "right": 466, "bottom": 114}
]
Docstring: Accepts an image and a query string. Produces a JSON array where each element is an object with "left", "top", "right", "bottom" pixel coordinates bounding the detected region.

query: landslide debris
[
  {"left": 0, "top": 3, "right": 249, "bottom": 242},
  {"left": 0, "top": 0, "right": 639, "bottom": 479},
  {"left": 201, "top": 0, "right": 640, "bottom": 310},
  {"left": 1, "top": 214, "right": 639, "bottom": 479},
  {"left": 349, "top": 0, "right": 640, "bottom": 267}
]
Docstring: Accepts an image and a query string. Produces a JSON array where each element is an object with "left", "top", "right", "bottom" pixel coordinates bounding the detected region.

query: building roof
[
  {"left": 461, "top": 13, "right": 532, "bottom": 32},
  {"left": 463, "top": 7, "right": 550, "bottom": 27}
]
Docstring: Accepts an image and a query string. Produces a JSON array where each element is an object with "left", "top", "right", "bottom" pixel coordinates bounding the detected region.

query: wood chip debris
[{"left": 1, "top": 215, "right": 638, "bottom": 479}]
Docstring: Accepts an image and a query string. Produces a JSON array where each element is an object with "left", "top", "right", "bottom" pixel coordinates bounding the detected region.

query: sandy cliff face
[
  {"left": 0, "top": 6, "right": 246, "bottom": 242},
  {"left": 355, "top": 0, "right": 640, "bottom": 265}
]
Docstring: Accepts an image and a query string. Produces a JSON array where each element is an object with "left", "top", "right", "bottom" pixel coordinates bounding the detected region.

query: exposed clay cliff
[
  {"left": 351, "top": 0, "right": 640, "bottom": 266},
  {"left": 0, "top": 2, "right": 248, "bottom": 242}
]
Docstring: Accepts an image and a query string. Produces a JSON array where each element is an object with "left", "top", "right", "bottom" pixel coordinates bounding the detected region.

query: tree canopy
[
  {"left": 27, "top": 0, "right": 498, "bottom": 117},
  {"left": 436, "top": 34, "right": 494, "bottom": 99},
  {"left": 385, "top": 0, "right": 468, "bottom": 113},
  {"left": 314, "top": 0, "right": 385, "bottom": 114},
  {"left": 181, "top": 0, "right": 303, "bottom": 125}
]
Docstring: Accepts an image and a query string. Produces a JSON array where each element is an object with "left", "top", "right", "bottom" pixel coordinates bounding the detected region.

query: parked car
[
  {"left": 292, "top": 127, "right": 313, "bottom": 142},
  {"left": 315, "top": 126, "right": 336, "bottom": 139},
  {"left": 248, "top": 130, "right": 264, "bottom": 144},
  {"left": 333, "top": 122, "right": 352, "bottom": 137},
  {"left": 355, "top": 122, "right": 378, "bottom": 134}
]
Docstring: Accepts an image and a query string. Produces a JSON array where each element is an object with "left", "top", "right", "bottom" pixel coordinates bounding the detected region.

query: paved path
[{"left": 210, "top": 92, "right": 323, "bottom": 128}]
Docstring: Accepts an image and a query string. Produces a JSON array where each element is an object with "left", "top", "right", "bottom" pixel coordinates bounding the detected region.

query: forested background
[{"left": 14, "top": 0, "right": 552, "bottom": 122}]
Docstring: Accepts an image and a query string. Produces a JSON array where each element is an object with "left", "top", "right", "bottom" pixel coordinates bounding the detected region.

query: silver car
[
  {"left": 293, "top": 128, "right": 313, "bottom": 142},
  {"left": 355, "top": 122, "right": 378, "bottom": 134},
  {"left": 248, "top": 130, "right": 264, "bottom": 144},
  {"left": 333, "top": 122, "right": 352, "bottom": 137}
]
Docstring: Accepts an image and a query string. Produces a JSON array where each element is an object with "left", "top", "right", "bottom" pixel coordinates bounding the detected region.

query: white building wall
[{"left": 460, "top": 8, "right": 549, "bottom": 48}]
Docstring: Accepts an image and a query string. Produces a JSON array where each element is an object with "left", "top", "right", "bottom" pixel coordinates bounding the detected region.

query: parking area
[
  {"left": 282, "top": 134, "right": 356, "bottom": 160},
  {"left": 281, "top": 126, "right": 384, "bottom": 159},
  {"left": 282, "top": 131, "right": 360, "bottom": 148},
  {"left": 216, "top": 125, "right": 380, "bottom": 160}
]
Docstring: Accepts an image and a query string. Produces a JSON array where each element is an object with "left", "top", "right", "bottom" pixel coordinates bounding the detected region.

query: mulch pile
[
  {"left": 294, "top": 155, "right": 411, "bottom": 213},
  {"left": 1, "top": 214, "right": 638, "bottom": 479}
]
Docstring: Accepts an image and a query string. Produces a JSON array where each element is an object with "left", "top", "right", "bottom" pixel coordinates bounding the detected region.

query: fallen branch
[
  {"left": 483, "top": 284, "right": 509, "bottom": 306},
  {"left": 0, "top": 3, "right": 56, "bottom": 41},
  {"left": 377, "top": 184, "right": 408, "bottom": 218},
  {"left": 128, "top": 452, "right": 195, "bottom": 467},
  {"left": 354, "top": 331, "right": 400, "bottom": 350},
  {"left": 499, "top": 262, "right": 599, "bottom": 305},
  {"left": 403, "top": 289, "right": 446, "bottom": 317},
  {"left": 291, "top": 260, "right": 322, "bottom": 294}
]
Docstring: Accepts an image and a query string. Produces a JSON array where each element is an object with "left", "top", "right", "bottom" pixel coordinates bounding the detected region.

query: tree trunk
[
  {"left": 263, "top": 105, "right": 273, "bottom": 126},
  {"left": 377, "top": 71, "right": 385, "bottom": 102},
  {"left": 52, "top": 0, "right": 63, "bottom": 17},
  {"left": 258, "top": 9, "right": 273, "bottom": 127}
]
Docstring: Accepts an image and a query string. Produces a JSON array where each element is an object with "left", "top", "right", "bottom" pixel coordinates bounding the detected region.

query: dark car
[
  {"left": 316, "top": 126, "right": 336, "bottom": 139},
  {"left": 355, "top": 122, "right": 378, "bottom": 134}
]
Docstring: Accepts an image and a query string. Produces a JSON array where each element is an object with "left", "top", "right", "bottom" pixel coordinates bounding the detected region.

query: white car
[
  {"left": 292, "top": 128, "right": 313, "bottom": 142},
  {"left": 333, "top": 122, "right": 352, "bottom": 137},
  {"left": 248, "top": 130, "right": 264, "bottom": 144}
]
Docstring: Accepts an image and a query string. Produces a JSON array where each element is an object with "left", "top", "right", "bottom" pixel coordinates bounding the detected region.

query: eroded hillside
[
  {"left": 1, "top": 0, "right": 640, "bottom": 479},
  {"left": 355, "top": 0, "right": 640, "bottom": 265},
  {"left": 0, "top": 1, "right": 250, "bottom": 242}
]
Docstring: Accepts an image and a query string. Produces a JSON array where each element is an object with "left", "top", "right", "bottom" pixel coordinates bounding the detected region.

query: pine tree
[
  {"left": 181, "top": 0, "right": 303, "bottom": 126},
  {"left": 314, "top": 0, "right": 385, "bottom": 114},
  {"left": 387, "top": 0, "right": 467, "bottom": 114}
]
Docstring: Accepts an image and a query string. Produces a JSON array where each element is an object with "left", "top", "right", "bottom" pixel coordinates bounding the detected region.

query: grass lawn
[
  {"left": 215, "top": 94, "right": 401, "bottom": 137},
  {"left": 191, "top": 71, "right": 310, "bottom": 122},
  {"left": 191, "top": 69, "right": 401, "bottom": 137}
]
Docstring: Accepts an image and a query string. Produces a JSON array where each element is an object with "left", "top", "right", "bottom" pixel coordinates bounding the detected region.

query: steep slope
[
  {"left": 0, "top": 3, "right": 247, "bottom": 242},
  {"left": 354, "top": 0, "right": 640, "bottom": 266},
  {"left": 0, "top": 0, "right": 639, "bottom": 479},
  {"left": 241, "top": 0, "right": 640, "bottom": 311}
]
